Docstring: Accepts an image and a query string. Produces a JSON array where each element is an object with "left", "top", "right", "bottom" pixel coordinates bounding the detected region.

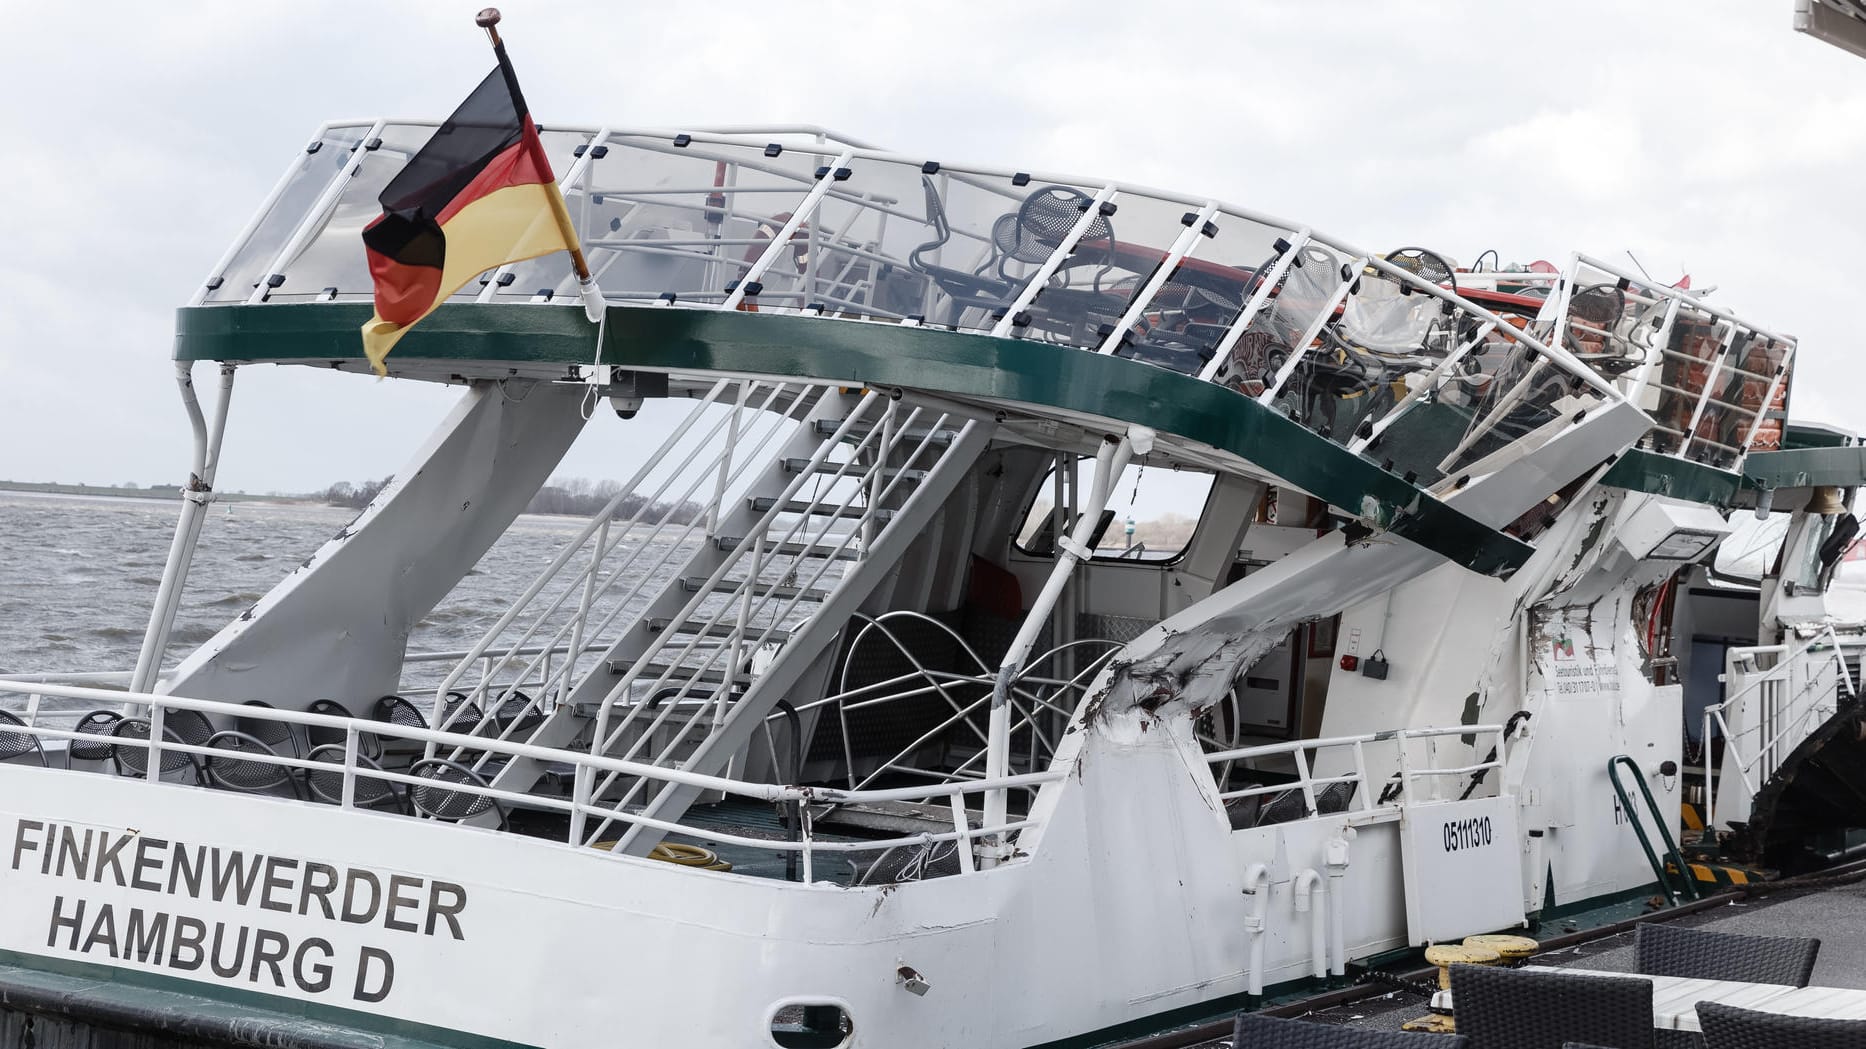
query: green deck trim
[
  {"left": 174, "top": 303, "right": 1533, "bottom": 576},
  {"left": 1600, "top": 449, "right": 1742, "bottom": 506},
  {"left": 1741, "top": 446, "right": 1866, "bottom": 491},
  {"left": 0, "top": 947, "right": 539, "bottom": 1049},
  {"left": 1784, "top": 422, "right": 1856, "bottom": 451}
]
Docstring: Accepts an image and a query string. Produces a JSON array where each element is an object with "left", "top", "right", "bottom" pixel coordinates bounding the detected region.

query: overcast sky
[{"left": 1, "top": 1, "right": 1861, "bottom": 495}]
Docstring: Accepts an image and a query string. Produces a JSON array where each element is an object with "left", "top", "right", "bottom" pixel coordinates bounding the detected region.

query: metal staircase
[{"left": 427, "top": 377, "right": 994, "bottom": 828}]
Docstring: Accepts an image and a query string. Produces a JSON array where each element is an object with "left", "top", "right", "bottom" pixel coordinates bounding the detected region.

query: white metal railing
[
  {"left": 200, "top": 119, "right": 1635, "bottom": 491},
  {"left": 1703, "top": 626, "right": 1860, "bottom": 830},
  {"left": 1559, "top": 254, "right": 1795, "bottom": 470},
  {"left": 0, "top": 679, "right": 1057, "bottom": 885},
  {"left": 1205, "top": 723, "right": 1511, "bottom": 825}
]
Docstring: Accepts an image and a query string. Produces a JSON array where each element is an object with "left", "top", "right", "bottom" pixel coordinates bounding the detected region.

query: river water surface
[{"left": 0, "top": 491, "right": 620, "bottom": 686}]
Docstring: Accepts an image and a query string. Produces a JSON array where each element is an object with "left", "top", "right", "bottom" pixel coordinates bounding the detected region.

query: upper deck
[{"left": 179, "top": 121, "right": 1805, "bottom": 523}]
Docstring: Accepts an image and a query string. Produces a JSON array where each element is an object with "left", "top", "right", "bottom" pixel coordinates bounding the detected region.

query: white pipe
[
  {"left": 130, "top": 364, "right": 234, "bottom": 694},
  {"left": 1323, "top": 835, "right": 1351, "bottom": 977},
  {"left": 1293, "top": 868, "right": 1328, "bottom": 979},
  {"left": 1241, "top": 862, "right": 1272, "bottom": 996}
]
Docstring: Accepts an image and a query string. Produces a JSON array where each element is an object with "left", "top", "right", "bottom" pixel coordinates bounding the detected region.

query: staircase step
[
  {"left": 779, "top": 457, "right": 929, "bottom": 484},
  {"left": 812, "top": 418, "right": 957, "bottom": 446},
  {"left": 648, "top": 617, "right": 794, "bottom": 643},
  {"left": 712, "top": 535, "right": 860, "bottom": 561},
  {"left": 604, "top": 659, "right": 738, "bottom": 686},
  {"left": 678, "top": 575, "right": 830, "bottom": 601},
  {"left": 747, "top": 496, "right": 895, "bottom": 522}
]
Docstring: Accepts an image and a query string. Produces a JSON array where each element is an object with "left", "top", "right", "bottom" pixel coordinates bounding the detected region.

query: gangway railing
[
  {"left": 0, "top": 679, "right": 1056, "bottom": 886},
  {"left": 1703, "top": 625, "right": 1861, "bottom": 832}
]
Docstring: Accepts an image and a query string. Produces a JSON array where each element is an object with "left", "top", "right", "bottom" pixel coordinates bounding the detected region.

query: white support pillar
[{"left": 979, "top": 425, "right": 1152, "bottom": 866}]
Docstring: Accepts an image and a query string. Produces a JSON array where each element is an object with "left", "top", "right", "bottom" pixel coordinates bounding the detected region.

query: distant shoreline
[{"left": 0, "top": 481, "right": 300, "bottom": 504}]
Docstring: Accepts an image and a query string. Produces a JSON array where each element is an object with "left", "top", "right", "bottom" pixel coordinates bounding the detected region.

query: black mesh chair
[
  {"left": 1233, "top": 1012, "right": 1468, "bottom": 1048},
  {"left": 409, "top": 758, "right": 506, "bottom": 829},
  {"left": 436, "top": 692, "right": 484, "bottom": 735},
  {"left": 0, "top": 709, "right": 47, "bottom": 766},
  {"left": 203, "top": 730, "right": 300, "bottom": 799},
  {"left": 1451, "top": 964, "right": 1655, "bottom": 1049},
  {"left": 370, "top": 695, "right": 428, "bottom": 770},
  {"left": 1697, "top": 1001, "right": 1866, "bottom": 1049},
  {"left": 164, "top": 708, "right": 215, "bottom": 750},
  {"left": 109, "top": 718, "right": 200, "bottom": 782},
  {"left": 65, "top": 709, "right": 122, "bottom": 768},
  {"left": 306, "top": 699, "right": 381, "bottom": 760},
  {"left": 237, "top": 700, "right": 301, "bottom": 759},
  {"left": 492, "top": 691, "right": 543, "bottom": 737},
  {"left": 1635, "top": 924, "right": 1820, "bottom": 987},
  {"left": 304, "top": 744, "right": 404, "bottom": 812}
]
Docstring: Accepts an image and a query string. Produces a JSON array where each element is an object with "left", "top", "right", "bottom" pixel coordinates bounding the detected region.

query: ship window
[
  {"left": 1014, "top": 458, "right": 1215, "bottom": 562},
  {"left": 766, "top": 1001, "right": 853, "bottom": 1048}
]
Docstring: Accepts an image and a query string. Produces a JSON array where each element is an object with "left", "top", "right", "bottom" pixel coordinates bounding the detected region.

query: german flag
[{"left": 360, "top": 60, "right": 576, "bottom": 375}]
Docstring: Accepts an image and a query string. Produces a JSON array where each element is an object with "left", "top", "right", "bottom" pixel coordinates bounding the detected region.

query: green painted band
[
  {"left": 173, "top": 303, "right": 1531, "bottom": 575},
  {"left": 0, "top": 947, "right": 540, "bottom": 1049}
]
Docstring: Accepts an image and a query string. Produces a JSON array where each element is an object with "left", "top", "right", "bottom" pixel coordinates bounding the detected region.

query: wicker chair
[
  {"left": 1233, "top": 1012, "right": 1468, "bottom": 1048},
  {"left": 409, "top": 758, "right": 506, "bottom": 829},
  {"left": 0, "top": 709, "right": 47, "bottom": 766},
  {"left": 203, "top": 730, "right": 300, "bottom": 799},
  {"left": 1635, "top": 924, "right": 1820, "bottom": 987},
  {"left": 1450, "top": 964, "right": 1655, "bottom": 1049},
  {"left": 304, "top": 744, "right": 404, "bottom": 813},
  {"left": 65, "top": 709, "right": 122, "bottom": 768},
  {"left": 1697, "top": 1002, "right": 1866, "bottom": 1049},
  {"left": 108, "top": 718, "right": 200, "bottom": 782}
]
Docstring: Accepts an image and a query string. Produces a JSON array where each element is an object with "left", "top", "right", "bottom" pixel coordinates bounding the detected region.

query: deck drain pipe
[
  {"left": 1240, "top": 862, "right": 1272, "bottom": 996},
  {"left": 1293, "top": 868, "right": 1328, "bottom": 979}
]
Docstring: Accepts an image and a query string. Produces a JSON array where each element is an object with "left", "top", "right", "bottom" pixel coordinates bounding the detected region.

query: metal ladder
[{"left": 1607, "top": 754, "right": 1702, "bottom": 906}]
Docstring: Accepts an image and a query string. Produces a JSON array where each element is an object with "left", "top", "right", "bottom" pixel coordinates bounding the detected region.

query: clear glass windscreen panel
[
  {"left": 783, "top": 156, "right": 948, "bottom": 322},
  {"left": 1054, "top": 198, "right": 1292, "bottom": 377},
  {"left": 258, "top": 124, "right": 592, "bottom": 304},
  {"left": 884, "top": 168, "right": 1047, "bottom": 336},
  {"left": 507, "top": 135, "right": 829, "bottom": 306},
  {"left": 1144, "top": 211, "right": 1294, "bottom": 386},
  {"left": 202, "top": 124, "right": 371, "bottom": 303},
  {"left": 1643, "top": 309, "right": 1791, "bottom": 469}
]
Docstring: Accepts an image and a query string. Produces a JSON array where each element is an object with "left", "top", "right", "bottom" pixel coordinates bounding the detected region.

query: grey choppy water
[{"left": 0, "top": 491, "right": 668, "bottom": 683}]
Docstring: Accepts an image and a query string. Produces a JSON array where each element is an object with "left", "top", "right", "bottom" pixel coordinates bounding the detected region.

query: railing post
[
  {"left": 1197, "top": 229, "right": 1312, "bottom": 384},
  {"left": 1351, "top": 740, "right": 1374, "bottom": 812},
  {"left": 1258, "top": 257, "right": 1368, "bottom": 405},
  {"left": 1292, "top": 746, "right": 1318, "bottom": 817},
  {"left": 1702, "top": 705, "right": 1716, "bottom": 838},
  {"left": 569, "top": 764, "right": 590, "bottom": 846},
  {"left": 341, "top": 726, "right": 358, "bottom": 809},
  {"left": 800, "top": 805, "right": 815, "bottom": 884},
  {"left": 951, "top": 792, "right": 976, "bottom": 875},
  {"left": 147, "top": 702, "right": 167, "bottom": 783}
]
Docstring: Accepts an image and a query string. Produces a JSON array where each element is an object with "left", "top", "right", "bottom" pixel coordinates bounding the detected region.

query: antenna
[{"left": 1625, "top": 250, "right": 1653, "bottom": 283}]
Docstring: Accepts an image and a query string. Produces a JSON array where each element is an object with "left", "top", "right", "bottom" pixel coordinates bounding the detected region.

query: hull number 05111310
[{"left": 1442, "top": 816, "right": 1493, "bottom": 853}]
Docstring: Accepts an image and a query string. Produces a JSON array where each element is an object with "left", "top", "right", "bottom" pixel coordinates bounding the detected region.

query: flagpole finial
[{"left": 475, "top": 8, "right": 501, "bottom": 28}]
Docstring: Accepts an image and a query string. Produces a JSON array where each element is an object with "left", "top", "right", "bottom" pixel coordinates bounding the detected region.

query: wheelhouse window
[{"left": 1014, "top": 459, "right": 1215, "bottom": 563}]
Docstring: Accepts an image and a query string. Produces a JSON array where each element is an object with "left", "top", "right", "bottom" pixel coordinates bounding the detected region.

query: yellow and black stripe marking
[{"left": 1665, "top": 858, "right": 1771, "bottom": 888}]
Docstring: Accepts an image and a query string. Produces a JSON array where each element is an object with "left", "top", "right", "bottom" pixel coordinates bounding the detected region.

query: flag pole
[{"left": 476, "top": 8, "right": 606, "bottom": 323}]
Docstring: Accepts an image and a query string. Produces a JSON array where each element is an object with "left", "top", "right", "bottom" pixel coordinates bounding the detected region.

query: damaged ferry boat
[{"left": 3, "top": 115, "right": 1864, "bottom": 1049}]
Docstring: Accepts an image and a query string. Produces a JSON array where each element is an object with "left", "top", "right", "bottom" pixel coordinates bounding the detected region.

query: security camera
[{"left": 608, "top": 395, "right": 643, "bottom": 420}]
